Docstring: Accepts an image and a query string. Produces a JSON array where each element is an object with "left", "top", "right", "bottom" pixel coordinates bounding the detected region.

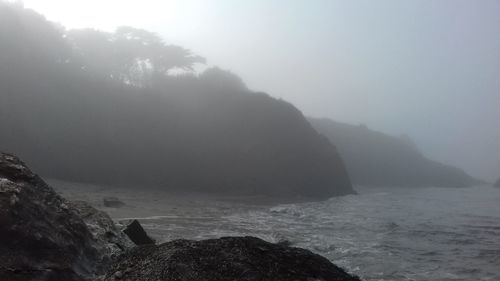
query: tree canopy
[{"left": 67, "top": 26, "right": 206, "bottom": 86}]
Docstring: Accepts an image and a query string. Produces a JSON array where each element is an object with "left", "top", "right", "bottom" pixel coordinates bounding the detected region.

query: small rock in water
[
  {"left": 123, "top": 219, "right": 155, "bottom": 245},
  {"left": 103, "top": 196, "right": 125, "bottom": 208}
]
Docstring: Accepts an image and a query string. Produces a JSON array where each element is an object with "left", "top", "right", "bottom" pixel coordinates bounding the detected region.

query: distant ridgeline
[
  {"left": 309, "top": 118, "right": 481, "bottom": 188},
  {"left": 0, "top": 2, "right": 353, "bottom": 198}
]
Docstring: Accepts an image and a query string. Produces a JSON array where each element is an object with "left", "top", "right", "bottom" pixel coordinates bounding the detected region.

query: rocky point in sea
[{"left": 0, "top": 152, "right": 360, "bottom": 281}]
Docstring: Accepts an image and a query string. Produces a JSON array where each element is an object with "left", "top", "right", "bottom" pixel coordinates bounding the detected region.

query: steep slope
[
  {"left": 0, "top": 3, "right": 353, "bottom": 198},
  {"left": 309, "top": 118, "right": 481, "bottom": 187}
]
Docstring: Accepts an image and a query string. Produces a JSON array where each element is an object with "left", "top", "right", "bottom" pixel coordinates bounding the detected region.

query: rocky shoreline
[{"left": 0, "top": 152, "right": 360, "bottom": 281}]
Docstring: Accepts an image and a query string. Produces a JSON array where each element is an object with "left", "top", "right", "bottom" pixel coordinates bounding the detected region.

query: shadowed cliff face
[
  {"left": 0, "top": 79, "right": 354, "bottom": 198},
  {"left": 309, "top": 118, "right": 481, "bottom": 188},
  {"left": 0, "top": 3, "right": 353, "bottom": 199}
]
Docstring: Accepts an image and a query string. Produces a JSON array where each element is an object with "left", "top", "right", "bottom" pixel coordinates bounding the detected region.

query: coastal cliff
[
  {"left": 0, "top": 2, "right": 353, "bottom": 199},
  {"left": 309, "top": 118, "right": 481, "bottom": 188}
]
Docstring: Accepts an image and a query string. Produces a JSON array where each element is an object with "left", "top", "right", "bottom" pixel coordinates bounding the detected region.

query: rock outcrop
[
  {"left": 103, "top": 236, "right": 360, "bottom": 281},
  {"left": 494, "top": 179, "right": 500, "bottom": 188},
  {"left": 0, "top": 152, "right": 97, "bottom": 281},
  {"left": 68, "top": 200, "right": 134, "bottom": 272},
  {"left": 309, "top": 118, "right": 481, "bottom": 188},
  {"left": 0, "top": 152, "right": 132, "bottom": 281}
]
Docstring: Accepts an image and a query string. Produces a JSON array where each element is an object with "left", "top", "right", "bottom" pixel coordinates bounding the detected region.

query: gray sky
[{"left": 23, "top": 0, "right": 500, "bottom": 181}]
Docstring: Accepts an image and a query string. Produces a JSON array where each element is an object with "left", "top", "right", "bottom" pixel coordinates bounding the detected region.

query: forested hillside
[{"left": 0, "top": 2, "right": 354, "bottom": 198}]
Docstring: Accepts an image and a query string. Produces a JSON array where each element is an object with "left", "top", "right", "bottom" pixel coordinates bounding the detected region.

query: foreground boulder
[
  {"left": 104, "top": 236, "right": 360, "bottom": 281},
  {"left": 0, "top": 153, "right": 98, "bottom": 281},
  {"left": 0, "top": 152, "right": 133, "bottom": 280}
]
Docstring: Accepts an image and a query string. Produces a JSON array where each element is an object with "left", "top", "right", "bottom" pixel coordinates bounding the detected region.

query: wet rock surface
[
  {"left": 0, "top": 153, "right": 97, "bottom": 281},
  {"left": 69, "top": 200, "right": 134, "bottom": 271},
  {"left": 103, "top": 236, "right": 361, "bottom": 281}
]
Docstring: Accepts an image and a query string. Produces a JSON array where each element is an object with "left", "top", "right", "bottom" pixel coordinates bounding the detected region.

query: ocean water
[{"left": 125, "top": 186, "right": 500, "bottom": 281}]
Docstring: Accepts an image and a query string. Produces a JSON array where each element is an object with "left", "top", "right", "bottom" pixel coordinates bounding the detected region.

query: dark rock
[
  {"left": 68, "top": 200, "right": 134, "bottom": 271},
  {"left": 123, "top": 220, "right": 155, "bottom": 245},
  {"left": 494, "top": 178, "right": 500, "bottom": 188},
  {"left": 0, "top": 152, "right": 98, "bottom": 281},
  {"left": 103, "top": 236, "right": 361, "bottom": 281},
  {"left": 103, "top": 197, "right": 125, "bottom": 208}
]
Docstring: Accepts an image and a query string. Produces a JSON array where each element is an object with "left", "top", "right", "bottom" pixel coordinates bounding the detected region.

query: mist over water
[{"left": 124, "top": 186, "right": 500, "bottom": 281}]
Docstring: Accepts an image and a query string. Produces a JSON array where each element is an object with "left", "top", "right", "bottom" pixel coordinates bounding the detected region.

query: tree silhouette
[{"left": 67, "top": 26, "right": 205, "bottom": 87}]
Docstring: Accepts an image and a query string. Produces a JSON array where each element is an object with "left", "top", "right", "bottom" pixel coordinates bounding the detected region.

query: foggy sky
[{"left": 23, "top": 0, "right": 500, "bottom": 181}]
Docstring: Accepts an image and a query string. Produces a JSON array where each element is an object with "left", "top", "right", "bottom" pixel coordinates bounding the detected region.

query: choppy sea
[{"left": 120, "top": 186, "right": 500, "bottom": 281}]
